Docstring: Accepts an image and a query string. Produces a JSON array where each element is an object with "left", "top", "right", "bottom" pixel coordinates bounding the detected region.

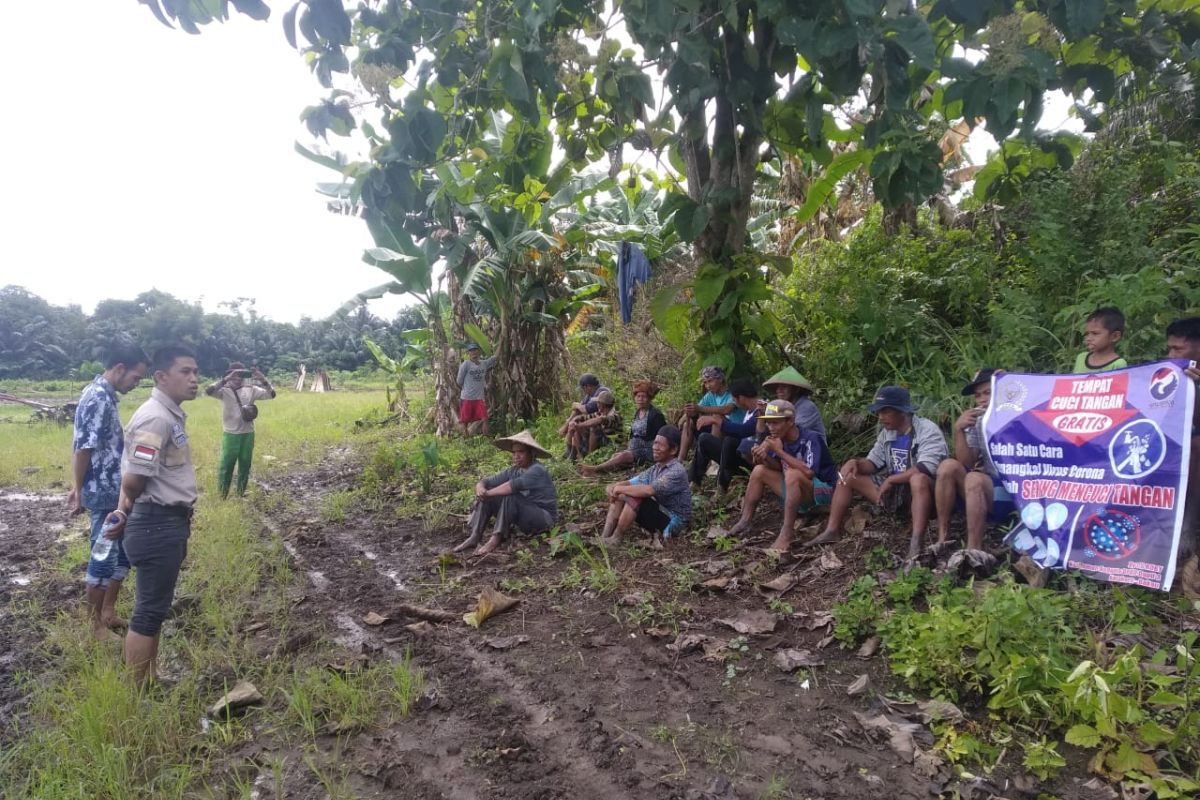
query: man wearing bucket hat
[
  {"left": 725, "top": 399, "right": 838, "bottom": 551},
  {"left": 677, "top": 365, "right": 742, "bottom": 461},
  {"left": 566, "top": 389, "right": 622, "bottom": 461},
  {"left": 453, "top": 431, "right": 558, "bottom": 556},
  {"left": 934, "top": 368, "right": 1016, "bottom": 551},
  {"left": 806, "top": 385, "right": 948, "bottom": 559},
  {"left": 456, "top": 342, "right": 497, "bottom": 436},
  {"left": 762, "top": 366, "right": 826, "bottom": 440},
  {"left": 599, "top": 425, "right": 691, "bottom": 548}
]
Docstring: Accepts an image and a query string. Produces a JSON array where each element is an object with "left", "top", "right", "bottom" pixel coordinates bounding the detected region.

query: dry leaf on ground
[
  {"left": 463, "top": 588, "right": 519, "bottom": 628},
  {"left": 717, "top": 609, "right": 778, "bottom": 635}
]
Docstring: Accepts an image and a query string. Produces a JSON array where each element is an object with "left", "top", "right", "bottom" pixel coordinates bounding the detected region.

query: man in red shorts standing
[{"left": 457, "top": 343, "right": 497, "bottom": 435}]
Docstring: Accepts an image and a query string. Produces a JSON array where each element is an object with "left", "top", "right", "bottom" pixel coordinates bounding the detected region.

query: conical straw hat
[
  {"left": 493, "top": 430, "right": 552, "bottom": 459},
  {"left": 763, "top": 366, "right": 814, "bottom": 391}
]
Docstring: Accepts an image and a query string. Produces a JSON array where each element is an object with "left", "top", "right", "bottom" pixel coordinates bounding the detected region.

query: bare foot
[
  {"left": 725, "top": 518, "right": 752, "bottom": 538},
  {"left": 453, "top": 534, "right": 480, "bottom": 553},
  {"left": 905, "top": 534, "right": 922, "bottom": 561},
  {"left": 599, "top": 534, "right": 621, "bottom": 548},
  {"left": 93, "top": 626, "right": 121, "bottom": 643},
  {"left": 802, "top": 529, "right": 840, "bottom": 548},
  {"left": 473, "top": 535, "right": 501, "bottom": 557},
  {"left": 649, "top": 535, "right": 664, "bottom": 550},
  {"left": 579, "top": 465, "right": 596, "bottom": 477},
  {"left": 102, "top": 615, "right": 127, "bottom": 629},
  {"left": 765, "top": 533, "right": 792, "bottom": 553}
]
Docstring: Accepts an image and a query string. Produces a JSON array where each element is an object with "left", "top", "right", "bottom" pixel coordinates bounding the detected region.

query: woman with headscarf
[{"left": 580, "top": 380, "right": 666, "bottom": 476}]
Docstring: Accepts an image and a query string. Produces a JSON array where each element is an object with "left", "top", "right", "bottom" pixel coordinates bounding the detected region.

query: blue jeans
[{"left": 86, "top": 508, "right": 129, "bottom": 588}]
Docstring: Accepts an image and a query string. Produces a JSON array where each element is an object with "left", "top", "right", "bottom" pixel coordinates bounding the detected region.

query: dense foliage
[
  {"left": 0, "top": 286, "right": 423, "bottom": 379},
  {"left": 774, "top": 128, "right": 1200, "bottom": 424}
]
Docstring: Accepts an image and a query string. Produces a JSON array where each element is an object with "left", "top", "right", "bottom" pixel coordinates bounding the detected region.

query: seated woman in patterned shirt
[{"left": 581, "top": 381, "right": 666, "bottom": 476}]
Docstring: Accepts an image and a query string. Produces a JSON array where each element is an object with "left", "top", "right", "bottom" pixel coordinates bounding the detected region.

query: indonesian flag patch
[{"left": 132, "top": 444, "right": 158, "bottom": 462}]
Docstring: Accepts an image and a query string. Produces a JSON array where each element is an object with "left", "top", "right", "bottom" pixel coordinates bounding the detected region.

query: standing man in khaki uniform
[
  {"left": 206, "top": 361, "right": 275, "bottom": 498},
  {"left": 102, "top": 345, "right": 200, "bottom": 684}
]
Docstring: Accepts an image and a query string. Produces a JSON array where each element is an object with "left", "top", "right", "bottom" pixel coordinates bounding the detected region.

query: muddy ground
[{"left": 2, "top": 461, "right": 1120, "bottom": 800}]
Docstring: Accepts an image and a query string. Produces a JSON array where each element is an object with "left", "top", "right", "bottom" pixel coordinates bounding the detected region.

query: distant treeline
[{"left": 0, "top": 286, "right": 427, "bottom": 379}]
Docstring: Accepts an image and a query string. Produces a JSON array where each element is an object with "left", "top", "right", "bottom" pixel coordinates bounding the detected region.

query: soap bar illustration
[
  {"left": 1045, "top": 502, "right": 1068, "bottom": 532},
  {"left": 1021, "top": 502, "right": 1045, "bottom": 530}
]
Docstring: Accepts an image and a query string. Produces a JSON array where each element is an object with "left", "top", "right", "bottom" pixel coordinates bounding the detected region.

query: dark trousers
[
  {"left": 690, "top": 432, "right": 750, "bottom": 489},
  {"left": 469, "top": 495, "right": 555, "bottom": 541},
  {"left": 122, "top": 504, "right": 192, "bottom": 637}
]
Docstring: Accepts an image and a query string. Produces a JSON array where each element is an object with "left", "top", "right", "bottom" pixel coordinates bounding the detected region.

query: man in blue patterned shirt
[{"left": 69, "top": 342, "right": 150, "bottom": 640}]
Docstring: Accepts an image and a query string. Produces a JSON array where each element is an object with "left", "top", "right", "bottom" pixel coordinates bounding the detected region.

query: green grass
[
  {"left": 0, "top": 385, "right": 390, "bottom": 491},
  {"left": 283, "top": 652, "right": 425, "bottom": 738},
  {"left": 0, "top": 383, "right": 420, "bottom": 799}
]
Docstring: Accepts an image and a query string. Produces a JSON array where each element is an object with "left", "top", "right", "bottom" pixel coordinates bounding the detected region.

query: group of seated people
[{"left": 454, "top": 314, "right": 1199, "bottom": 599}]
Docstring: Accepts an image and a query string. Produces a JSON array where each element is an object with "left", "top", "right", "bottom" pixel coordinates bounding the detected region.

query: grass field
[
  {"left": 0, "top": 381, "right": 393, "bottom": 491},
  {"left": 0, "top": 381, "right": 400, "bottom": 799}
]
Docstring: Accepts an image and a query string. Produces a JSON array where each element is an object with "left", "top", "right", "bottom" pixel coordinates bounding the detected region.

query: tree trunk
[{"left": 425, "top": 299, "right": 456, "bottom": 436}]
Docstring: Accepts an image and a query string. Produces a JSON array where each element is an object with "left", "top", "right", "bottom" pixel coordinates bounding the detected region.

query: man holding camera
[{"left": 205, "top": 360, "right": 275, "bottom": 498}]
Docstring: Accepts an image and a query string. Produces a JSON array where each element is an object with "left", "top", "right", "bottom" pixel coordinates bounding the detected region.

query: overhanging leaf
[{"left": 794, "top": 149, "right": 872, "bottom": 224}]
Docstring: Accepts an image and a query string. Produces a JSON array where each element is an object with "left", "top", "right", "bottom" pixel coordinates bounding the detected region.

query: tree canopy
[
  {"left": 0, "top": 285, "right": 422, "bottom": 380},
  {"left": 140, "top": 0, "right": 1200, "bottom": 379}
]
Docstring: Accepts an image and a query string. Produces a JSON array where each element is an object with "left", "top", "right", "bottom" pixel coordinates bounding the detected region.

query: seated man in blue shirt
[
  {"left": 689, "top": 379, "right": 761, "bottom": 496},
  {"left": 677, "top": 365, "right": 741, "bottom": 461},
  {"left": 725, "top": 400, "right": 838, "bottom": 552}
]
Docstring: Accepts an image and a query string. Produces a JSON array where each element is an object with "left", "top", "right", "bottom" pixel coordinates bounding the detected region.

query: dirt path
[
  {"left": 253, "top": 466, "right": 942, "bottom": 800},
  {"left": 2, "top": 470, "right": 1109, "bottom": 798},
  {"left": 0, "top": 489, "right": 78, "bottom": 734}
]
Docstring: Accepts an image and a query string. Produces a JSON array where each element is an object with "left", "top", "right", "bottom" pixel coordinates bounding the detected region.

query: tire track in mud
[
  {"left": 270, "top": 516, "right": 642, "bottom": 799},
  {"left": 258, "top": 469, "right": 934, "bottom": 800}
]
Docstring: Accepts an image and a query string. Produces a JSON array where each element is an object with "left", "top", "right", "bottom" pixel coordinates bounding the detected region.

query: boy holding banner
[
  {"left": 1166, "top": 316, "right": 1200, "bottom": 598},
  {"left": 805, "top": 386, "right": 948, "bottom": 559},
  {"left": 934, "top": 368, "right": 1016, "bottom": 551}
]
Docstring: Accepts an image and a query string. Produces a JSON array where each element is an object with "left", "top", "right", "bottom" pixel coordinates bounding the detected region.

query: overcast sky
[
  {"left": 0, "top": 1, "right": 405, "bottom": 323},
  {"left": 0, "top": 4, "right": 1081, "bottom": 325}
]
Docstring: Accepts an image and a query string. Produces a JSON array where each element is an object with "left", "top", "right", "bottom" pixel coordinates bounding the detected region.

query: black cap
[
  {"left": 466, "top": 342, "right": 482, "bottom": 352},
  {"left": 579, "top": 372, "right": 599, "bottom": 388},
  {"left": 866, "top": 385, "right": 915, "bottom": 414},
  {"left": 961, "top": 368, "right": 997, "bottom": 396},
  {"left": 656, "top": 424, "right": 682, "bottom": 450}
]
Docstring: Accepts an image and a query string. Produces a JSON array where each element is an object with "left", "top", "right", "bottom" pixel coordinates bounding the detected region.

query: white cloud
[{"left": 0, "top": 1, "right": 410, "bottom": 322}]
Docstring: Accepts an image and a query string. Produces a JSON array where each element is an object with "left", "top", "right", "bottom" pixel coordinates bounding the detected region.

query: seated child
[
  {"left": 566, "top": 390, "right": 621, "bottom": 460},
  {"left": 806, "top": 385, "right": 948, "bottom": 559},
  {"left": 724, "top": 400, "right": 838, "bottom": 552},
  {"left": 934, "top": 368, "right": 1016, "bottom": 551}
]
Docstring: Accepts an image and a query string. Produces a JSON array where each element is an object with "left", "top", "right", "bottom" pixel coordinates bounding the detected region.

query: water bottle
[{"left": 90, "top": 513, "right": 122, "bottom": 561}]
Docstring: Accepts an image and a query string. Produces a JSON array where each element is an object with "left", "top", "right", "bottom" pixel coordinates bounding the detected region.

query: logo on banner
[
  {"left": 1149, "top": 367, "right": 1179, "bottom": 401},
  {"left": 1108, "top": 418, "right": 1166, "bottom": 479},
  {"left": 1029, "top": 373, "right": 1138, "bottom": 446},
  {"left": 996, "top": 381, "right": 1028, "bottom": 412}
]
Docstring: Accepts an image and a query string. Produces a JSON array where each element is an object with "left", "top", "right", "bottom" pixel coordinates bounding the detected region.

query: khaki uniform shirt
[
  {"left": 209, "top": 384, "right": 272, "bottom": 434},
  {"left": 122, "top": 388, "right": 198, "bottom": 507}
]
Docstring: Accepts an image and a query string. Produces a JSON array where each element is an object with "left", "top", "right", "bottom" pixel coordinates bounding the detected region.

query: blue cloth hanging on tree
[{"left": 617, "top": 241, "right": 651, "bottom": 323}]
